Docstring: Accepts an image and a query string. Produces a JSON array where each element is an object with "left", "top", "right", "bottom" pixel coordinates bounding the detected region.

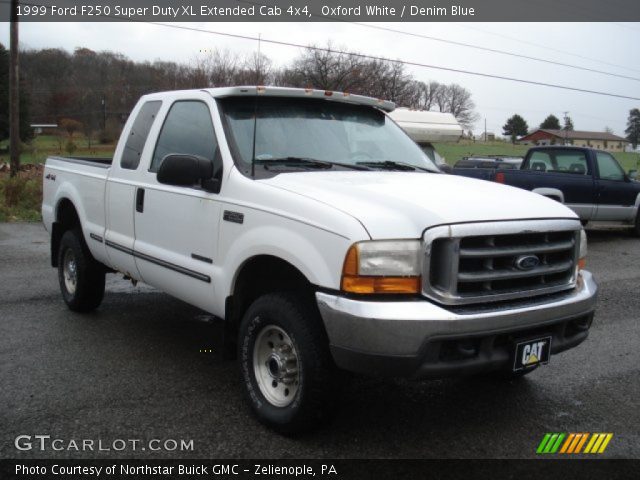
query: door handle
[{"left": 136, "top": 188, "right": 145, "bottom": 213}]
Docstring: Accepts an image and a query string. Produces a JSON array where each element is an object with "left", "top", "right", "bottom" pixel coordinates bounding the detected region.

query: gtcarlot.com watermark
[{"left": 15, "top": 435, "right": 194, "bottom": 452}]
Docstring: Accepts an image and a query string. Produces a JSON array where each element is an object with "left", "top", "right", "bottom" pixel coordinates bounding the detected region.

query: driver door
[
  {"left": 133, "top": 94, "right": 223, "bottom": 312},
  {"left": 593, "top": 151, "right": 638, "bottom": 221}
]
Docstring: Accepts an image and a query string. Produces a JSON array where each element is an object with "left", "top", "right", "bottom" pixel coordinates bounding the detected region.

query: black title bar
[
  {"left": 2, "top": 459, "right": 639, "bottom": 480},
  {"left": 2, "top": 0, "right": 640, "bottom": 22}
]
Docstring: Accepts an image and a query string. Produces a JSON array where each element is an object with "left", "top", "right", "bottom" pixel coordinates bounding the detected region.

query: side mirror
[
  {"left": 629, "top": 169, "right": 637, "bottom": 180},
  {"left": 157, "top": 154, "right": 213, "bottom": 187},
  {"left": 438, "top": 164, "right": 453, "bottom": 174}
]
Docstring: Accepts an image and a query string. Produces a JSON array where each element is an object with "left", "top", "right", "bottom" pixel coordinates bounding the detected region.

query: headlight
[
  {"left": 578, "top": 228, "right": 587, "bottom": 270},
  {"left": 341, "top": 240, "right": 422, "bottom": 294}
]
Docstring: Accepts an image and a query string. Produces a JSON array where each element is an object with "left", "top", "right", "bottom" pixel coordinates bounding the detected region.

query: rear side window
[
  {"left": 528, "top": 152, "right": 553, "bottom": 171},
  {"left": 527, "top": 150, "right": 589, "bottom": 175},
  {"left": 150, "top": 101, "right": 218, "bottom": 172},
  {"left": 120, "top": 101, "right": 162, "bottom": 170},
  {"left": 596, "top": 152, "right": 625, "bottom": 181}
]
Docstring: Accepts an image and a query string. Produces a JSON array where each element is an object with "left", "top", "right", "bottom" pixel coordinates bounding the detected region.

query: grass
[
  {"left": 0, "top": 134, "right": 116, "bottom": 166},
  {"left": 0, "top": 167, "right": 43, "bottom": 222},
  {"left": 0, "top": 134, "right": 116, "bottom": 222},
  {"left": 433, "top": 140, "right": 640, "bottom": 172}
]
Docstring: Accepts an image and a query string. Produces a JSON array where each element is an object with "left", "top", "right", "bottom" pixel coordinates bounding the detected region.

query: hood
[{"left": 261, "top": 171, "right": 578, "bottom": 239}]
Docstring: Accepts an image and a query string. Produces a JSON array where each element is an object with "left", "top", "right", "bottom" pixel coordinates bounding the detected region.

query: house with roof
[{"left": 518, "top": 129, "right": 629, "bottom": 152}]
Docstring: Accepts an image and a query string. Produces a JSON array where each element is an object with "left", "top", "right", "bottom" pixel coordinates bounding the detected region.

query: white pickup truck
[{"left": 42, "top": 86, "right": 597, "bottom": 433}]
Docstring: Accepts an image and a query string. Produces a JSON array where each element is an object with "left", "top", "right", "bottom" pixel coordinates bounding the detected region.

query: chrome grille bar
[
  {"left": 459, "top": 239, "right": 575, "bottom": 258},
  {"left": 422, "top": 219, "right": 581, "bottom": 306},
  {"left": 457, "top": 260, "right": 573, "bottom": 282}
]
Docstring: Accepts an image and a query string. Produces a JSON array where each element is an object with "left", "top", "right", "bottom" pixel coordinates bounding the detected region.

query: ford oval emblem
[{"left": 515, "top": 255, "right": 540, "bottom": 270}]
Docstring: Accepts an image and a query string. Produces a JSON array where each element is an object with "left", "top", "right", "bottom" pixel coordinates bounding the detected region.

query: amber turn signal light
[{"left": 341, "top": 244, "right": 421, "bottom": 294}]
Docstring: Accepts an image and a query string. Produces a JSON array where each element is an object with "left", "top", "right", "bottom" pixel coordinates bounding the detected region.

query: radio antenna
[{"left": 250, "top": 33, "right": 261, "bottom": 178}]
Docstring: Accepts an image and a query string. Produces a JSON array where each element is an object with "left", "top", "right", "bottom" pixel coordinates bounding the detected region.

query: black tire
[
  {"left": 57, "top": 229, "right": 105, "bottom": 312},
  {"left": 632, "top": 211, "right": 640, "bottom": 237},
  {"left": 238, "top": 292, "right": 338, "bottom": 434}
]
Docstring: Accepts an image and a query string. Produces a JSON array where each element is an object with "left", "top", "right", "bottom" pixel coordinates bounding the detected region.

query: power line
[
  {"left": 346, "top": 22, "right": 640, "bottom": 82},
  {"left": 146, "top": 22, "right": 640, "bottom": 101},
  {"left": 6, "top": 0, "right": 640, "bottom": 101},
  {"left": 456, "top": 23, "right": 640, "bottom": 75},
  {"left": 235, "top": 0, "right": 640, "bottom": 81}
]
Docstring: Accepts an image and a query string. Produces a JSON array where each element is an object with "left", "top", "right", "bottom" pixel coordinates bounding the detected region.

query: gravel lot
[{"left": 1, "top": 222, "right": 639, "bottom": 459}]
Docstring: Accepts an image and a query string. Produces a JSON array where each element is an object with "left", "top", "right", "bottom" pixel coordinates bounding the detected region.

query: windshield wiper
[
  {"left": 356, "top": 160, "right": 435, "bottom": 172},
  {"left": 255, "top": 157, "right": 371, "bottom": 171}
]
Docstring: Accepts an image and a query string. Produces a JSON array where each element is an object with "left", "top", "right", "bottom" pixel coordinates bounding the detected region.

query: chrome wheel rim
[
  {"left": 63, "top": 249, "right": 78, "bottom": 295},
  {"left": 252, "top": 324, "right": 300, "bottom": 407}
]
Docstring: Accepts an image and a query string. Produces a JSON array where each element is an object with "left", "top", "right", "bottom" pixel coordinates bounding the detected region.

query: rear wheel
[
  {"left": 238, "top": 292, "right": 338, "bottom": 434},
  {"left": 57, "top": 229, "right": 105, "bottom": 312}
]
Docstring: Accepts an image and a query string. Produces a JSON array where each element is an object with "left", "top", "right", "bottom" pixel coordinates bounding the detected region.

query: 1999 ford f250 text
[{"left": 42, "top": 87, "right": 598, "bottom": 433}]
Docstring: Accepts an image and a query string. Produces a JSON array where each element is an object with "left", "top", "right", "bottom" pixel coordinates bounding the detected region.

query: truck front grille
[{"left": 423, "top": 220, "right": 581, "bottom": 305}]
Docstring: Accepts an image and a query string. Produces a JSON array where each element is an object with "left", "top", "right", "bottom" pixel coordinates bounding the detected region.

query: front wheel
[
  {"left": 633, "top": 211, "right": 640, "bottom": 237},
  {"left": 57, "top": 229, "right": 105, "bottom": 312},
  {"left": 238, "top": 293, "right": 338, "bottom": 434}
]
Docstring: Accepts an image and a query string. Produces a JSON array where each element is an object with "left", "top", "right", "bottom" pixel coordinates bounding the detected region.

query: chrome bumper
[{"left": 316, "top": 271, "right": 598, "bottom": 377}]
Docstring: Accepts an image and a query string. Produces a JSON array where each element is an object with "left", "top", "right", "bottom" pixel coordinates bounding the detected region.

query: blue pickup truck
[{"left": 453, "top": 146, "right": 640, "bottom": 235}]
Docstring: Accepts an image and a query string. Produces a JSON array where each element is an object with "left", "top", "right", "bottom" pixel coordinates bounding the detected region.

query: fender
[
  {"left": 216, "top": 223, "right": 352, "bottom": 319},
  {"left": 52, "top": 178, "right": 108, "bottom": 265}
]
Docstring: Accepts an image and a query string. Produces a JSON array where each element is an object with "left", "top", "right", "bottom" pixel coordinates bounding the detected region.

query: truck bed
[
  {"left": 42, "top": 156, "right": 112, "bottom": 266},
  {"left": 47, "top": 156, "right": 113, "bottom": 168}
]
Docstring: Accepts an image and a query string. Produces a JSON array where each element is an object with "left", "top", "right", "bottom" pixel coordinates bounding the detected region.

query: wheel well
[
  {"left": 225, "top": 255, "right": 315, "bottom": 346},
  {"left": 51, "top": 199, "right": 81, "bottom": 267}
]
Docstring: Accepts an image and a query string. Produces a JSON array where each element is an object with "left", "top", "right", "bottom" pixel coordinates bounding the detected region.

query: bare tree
[
  {"left": 433, "top": 83, "right": 479, "bottom": 129},
  {"left": 235, "top": 52, "right": 273, "bottom": 85},
  {"left": 193, "top": 49, "right": 240, "bottom": 87},
  {"left": 282, "top": 44, "right": 365, "bottom": 92}
]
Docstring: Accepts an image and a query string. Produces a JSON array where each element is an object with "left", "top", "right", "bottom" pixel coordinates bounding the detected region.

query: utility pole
[
  {"left": 9, "top": 0, "right": 20, "bottom": 178},
  {"left": 563, "top": 111, "right": 569, "bottom": 145},
  {"left": 484, "top": 118, "right": 487, "bottom": 142},
  {"left": 101, "top": 95, "right": 106, "bottom": 130}
]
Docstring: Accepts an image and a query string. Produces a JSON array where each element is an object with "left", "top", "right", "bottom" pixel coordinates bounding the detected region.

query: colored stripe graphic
[
  {"left": 574, "top": 433, "right": 589, "bottom": 454},
  {"left": 598, "top": 434, "right": 613, "bottom": 453},
  {"left": 537, "top": 433, "right": 613, "bottom": 454},
  {"left": 536, "top": 434, "right": 552, "bottom": 454},
  {"left": 559, "top": 433, "right": 575, "bottom": 453},
  {"left": 537, "top": 433, "right": 565, "bottom": 454},
  {"left": 550, "top": 433, "right": 565, "bottom": 453}
]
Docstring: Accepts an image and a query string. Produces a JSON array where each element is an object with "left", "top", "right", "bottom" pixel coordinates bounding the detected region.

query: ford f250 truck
[
  {"left": 453, "top": 146, "right": 640, "bottom": 234},
  {"left": 42, "top": 87, "right": 597, "bottom": 433}
]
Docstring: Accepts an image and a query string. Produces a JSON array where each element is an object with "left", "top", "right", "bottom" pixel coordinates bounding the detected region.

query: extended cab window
[
  {"left": 596, "top": 152, "right": 625, "bottom": 181},
  {"left": 527, "top": 150, "right": 589, "bottom": 175},
  {"left": 121, "top": 101, "right": 162, "bottom": 170},
  {"left": 151, "top": 101, "right": 218, "bottom": 173}
]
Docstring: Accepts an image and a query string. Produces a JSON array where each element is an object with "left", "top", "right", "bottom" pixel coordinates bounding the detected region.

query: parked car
[
  {"left": 454, "top": 155, "right": 523, "bottom": 170},
  {"left": 42, "top": 87, "right": 597, "bottom": 433},
  {"left": 454, "top": 146, "right": 640, "bottom": 234}
]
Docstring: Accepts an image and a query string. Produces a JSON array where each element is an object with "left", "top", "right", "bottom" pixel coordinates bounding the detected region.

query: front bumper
[{"left": 316, "top": 270, "right": 598, "bottom": 378}]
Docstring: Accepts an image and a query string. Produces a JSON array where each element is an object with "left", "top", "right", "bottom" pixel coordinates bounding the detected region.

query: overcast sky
[{"left": 1, "top": 21, "right": 638, "bottom": 136}]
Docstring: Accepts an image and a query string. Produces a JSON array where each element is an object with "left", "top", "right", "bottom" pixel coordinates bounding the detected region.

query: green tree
[
  {"left": 625, "top": 108, "right": 640, "bottom": 149},
  {"left": 540, "top": 114, "right": 561, "bottom": 130},
  {"left": 503, "top": 114, "right": 528, "bottom": 144},
  {"left": 563, "top": 116, "right": 574, "bottom": 131},
  {"left": 0, "top": 43, "right": 32, "bottom": 143}
]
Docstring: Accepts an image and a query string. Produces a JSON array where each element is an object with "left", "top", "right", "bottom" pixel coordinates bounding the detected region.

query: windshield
[{"left": 219, "top": 96, "right": 439, "bottom": 174}]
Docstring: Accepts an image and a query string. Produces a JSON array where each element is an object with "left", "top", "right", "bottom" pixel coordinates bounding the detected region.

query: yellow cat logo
[{"left": 522, "top": 340, "right": 546, "bottom": 365}]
